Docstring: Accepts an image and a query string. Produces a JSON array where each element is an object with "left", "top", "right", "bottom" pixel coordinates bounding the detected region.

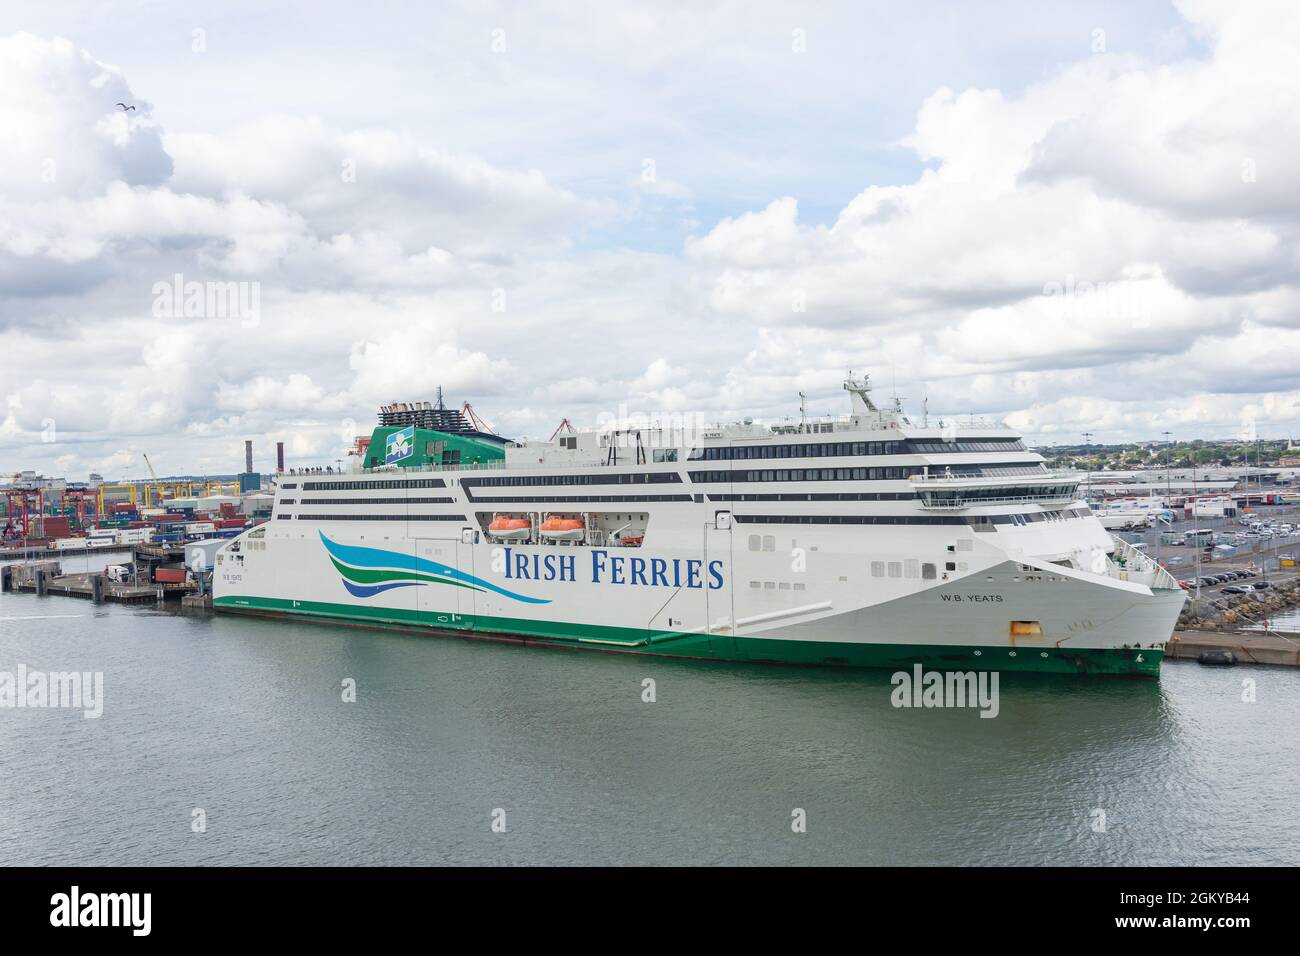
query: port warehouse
[{"left": 1076, "top": 465, "right": 1297, "bottom": 518}]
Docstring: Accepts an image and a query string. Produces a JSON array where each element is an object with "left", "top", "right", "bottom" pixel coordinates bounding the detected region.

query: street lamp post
[
  {"left": 1081, "top": 432, "right": 1094, "bottom": 506},
  {"left": 1157, "top": 430, "right": 1173, "bottom": 570}
]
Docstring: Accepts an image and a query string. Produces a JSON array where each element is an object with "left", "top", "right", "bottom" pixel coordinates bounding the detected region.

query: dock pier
[
  {"left": 1166, "top": 630, "right": 1300, "bottom": 668},
  {"left": 2, "top": 557, "right": 190, "bottom": 604}
]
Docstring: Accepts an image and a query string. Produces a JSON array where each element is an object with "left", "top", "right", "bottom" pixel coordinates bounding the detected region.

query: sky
[{"left": 1, "top": 0, "right": 1298, "bottom": 480}]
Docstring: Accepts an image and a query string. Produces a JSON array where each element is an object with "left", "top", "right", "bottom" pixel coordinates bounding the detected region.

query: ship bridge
[{"left": 910, "top": 472, "right": 1082, "bottom": 509}]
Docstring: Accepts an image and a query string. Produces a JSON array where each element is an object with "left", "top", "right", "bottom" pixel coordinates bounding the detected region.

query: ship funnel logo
[
  {"left": 385, "top": 425, "right": 415, "bottom": 464},
  {"left": 319, "top": 532, "right": 550, "bottom": 603}
]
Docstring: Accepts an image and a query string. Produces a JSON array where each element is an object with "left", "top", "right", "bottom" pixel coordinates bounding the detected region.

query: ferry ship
[{"left": 213, "top": 378, "right": 1184, "bottom": 676}]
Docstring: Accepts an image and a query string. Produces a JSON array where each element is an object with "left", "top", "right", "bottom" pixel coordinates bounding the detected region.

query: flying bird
[{"left": 115, "top": 103, "right": 135, "bottom": 111}]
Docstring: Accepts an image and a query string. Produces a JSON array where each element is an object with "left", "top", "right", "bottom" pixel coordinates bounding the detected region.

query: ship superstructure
[{"left": 213, "top": 378, "right": 1184, "bottom": 676}]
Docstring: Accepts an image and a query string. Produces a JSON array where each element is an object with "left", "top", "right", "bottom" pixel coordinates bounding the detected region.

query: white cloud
[{"left": 4, "top": 3, "right": 1300, "bottom": 479}]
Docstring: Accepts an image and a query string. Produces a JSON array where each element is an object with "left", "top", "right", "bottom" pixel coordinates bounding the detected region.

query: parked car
[
  {"left": 1221, "top": 585, "right": 1251, "bottom": 595},
  {"left": 1178, "top": 580, "right": 1194, "bottom": 590},
  {"left": 1252, "top": 580, "right": 1272, "bottom": 590}
]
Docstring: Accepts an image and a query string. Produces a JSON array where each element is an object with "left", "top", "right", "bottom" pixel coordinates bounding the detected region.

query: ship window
[
  {"left": 946, "top": 562, "right": 957, "bottom": 571},
  {"left": 761, "top": 535, "right": 776, "bottom": 552},
  {"left": 748, "top": 534, "right": 761, "bottom": 551},
  {"left": 888, "top": 562, "right": 902, "bottom": 578},
  {"left": 793, "top": 582, "right": 806, "bottom": 591},
  {"left": 922, "top": 563, "right": 937, "bottom": 580},
  {"left": 764, "top": 581, "right": 775, "bottom": 589},
  {"left": 871, "top": 561, "right": 885, "bottom": 577},
  {"left": 750, "top": 581, "right": 761, "bottom": 588}
]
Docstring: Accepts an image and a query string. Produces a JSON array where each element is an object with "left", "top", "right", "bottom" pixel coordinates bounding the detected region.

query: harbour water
[{"left": 2, "top": 586, "right": 1297, "bottom": 866}]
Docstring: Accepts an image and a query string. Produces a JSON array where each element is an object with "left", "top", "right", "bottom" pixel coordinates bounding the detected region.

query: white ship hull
[{"left": 215, "top": 498, "right": 1182, "bottom": 676}]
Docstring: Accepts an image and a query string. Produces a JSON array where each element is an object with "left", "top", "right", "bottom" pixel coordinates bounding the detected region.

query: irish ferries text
[{"left": 501, "top": 547, "right": 725, "bottom": 590}]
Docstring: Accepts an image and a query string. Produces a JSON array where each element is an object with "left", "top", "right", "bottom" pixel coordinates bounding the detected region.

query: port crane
[{"left": 142, "top": 453, "right": 166, "bottom": 508}]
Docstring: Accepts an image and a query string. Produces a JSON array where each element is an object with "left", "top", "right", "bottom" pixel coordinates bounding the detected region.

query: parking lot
[{"left": 1114, "top": 505, "right": 1300, "bottom": 597}]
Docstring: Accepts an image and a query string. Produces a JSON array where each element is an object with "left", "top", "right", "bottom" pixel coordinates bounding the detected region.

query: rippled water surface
[{"left": 2, "top": 587, "right": 1297, "bottom": 865}]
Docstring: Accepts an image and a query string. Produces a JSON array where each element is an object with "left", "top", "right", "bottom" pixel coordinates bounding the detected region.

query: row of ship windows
[
  {"left": 921, "top": 483, "right": 1078, "bottom": 503},
  {"left": 467, "top": 494, "right": 694, "bottom": 503},
  {"left": 299, "top": 478, "right": 447, "bottom": 490},
  {"left": 688, "top": 439, "right": 1025, "bottom": 460},
  {"left": 278, "top": 462, "right": 1037, "bottom": 495},
  {"left": 689, "top": 463, "right": 1042, "bottom": 483},
  {"left": 749, "top": 581, "right": 808, "bottom": 591},
  {"left": 740, "top": 514, "right": 984, "bottom": 526},
  {"left": 286, "top": 514, "right": 467, "bottom": 521},
  {"left": 278, "top": 497, "right": 456, "bottom": 506},
  {"left": 738, "top": 508, "right": 1090, "bottom": 527},
  {"left": 461, "top": 473, "right": 682, "bottom": 487},
  {"left": 869, "top": 559, "right": 967, "bottom": 579},
  {"left": 709, "top": 492, "right": 916, "bottom": 502},
  {"left": 691, "top": 467, "right": 923, "bottom": 483}
]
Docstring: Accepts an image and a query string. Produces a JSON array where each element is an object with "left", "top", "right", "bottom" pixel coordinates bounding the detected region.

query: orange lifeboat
[
  {"left": 540, "top": 516, "right": 585, "bottom": 541},
  {"left": 488, "top": 516, "right": 532, "bottom": 540}
]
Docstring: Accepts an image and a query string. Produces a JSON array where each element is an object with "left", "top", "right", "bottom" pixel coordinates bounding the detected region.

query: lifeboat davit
[
  {"left": 488, "top": 516, "right": 532, "bottom": 540},
  {"left": 540, "top": 516, "right": 585, "bottom": 541}
]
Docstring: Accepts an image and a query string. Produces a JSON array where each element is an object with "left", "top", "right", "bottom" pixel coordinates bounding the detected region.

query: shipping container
[
  {"left": 43, "top": 517, "right": 72, "bottom": 537},
  {"left": 153, "top": 567, "right": 188, "bottom": 584}
]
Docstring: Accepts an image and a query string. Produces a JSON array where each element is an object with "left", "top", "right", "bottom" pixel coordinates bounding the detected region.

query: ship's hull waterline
[{"left": 215, "top": 595, "right": 1167, "bottom": 676}]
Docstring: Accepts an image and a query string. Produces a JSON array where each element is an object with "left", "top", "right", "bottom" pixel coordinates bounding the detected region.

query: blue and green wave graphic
[{"left": 319, "top": 532, "right": 550, "bottom": 604}]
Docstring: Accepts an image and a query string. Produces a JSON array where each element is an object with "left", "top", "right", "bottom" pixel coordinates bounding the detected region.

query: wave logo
[{"left": 320, "top": 532, "right": 550, "bottom": 604}]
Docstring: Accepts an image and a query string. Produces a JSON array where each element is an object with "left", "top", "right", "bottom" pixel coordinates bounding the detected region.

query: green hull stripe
[{"left": 214, "top": 594, "right": 1163, "bottom": 676}]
